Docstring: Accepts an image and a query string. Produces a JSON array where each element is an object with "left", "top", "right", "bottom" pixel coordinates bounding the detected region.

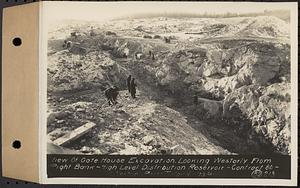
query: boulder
[
  {"left": 48, "top": 111, "right": 71, "bottom": 123},
  {"left": 143, "top": 135, "right": 154, "bottom": 145},
  {"left": 69, "top": 44, "right": 87, "bottom": 55}
]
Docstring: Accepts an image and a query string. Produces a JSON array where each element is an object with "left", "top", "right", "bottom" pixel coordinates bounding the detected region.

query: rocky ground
[{"left": 47, "top": 16, "right": 291, "bottom": 155}]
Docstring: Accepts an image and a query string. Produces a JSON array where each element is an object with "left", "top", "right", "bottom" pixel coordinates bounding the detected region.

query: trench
[{"left": 108, "top": 57, "right": 276, "bottom": 154}]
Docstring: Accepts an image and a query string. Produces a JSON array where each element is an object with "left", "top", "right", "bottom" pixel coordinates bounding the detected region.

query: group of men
[
  {"left": 149, "top": 50, "right": 155, "bottom": 60},
  {"left": 62, "top": 40, "right": 72, "bottom": 49},
  {"left": 104, "top": 75, "right": 137, "bottom": 105},
  {"left": 134, "top": 50, "right": 155, "bottom": 60}
]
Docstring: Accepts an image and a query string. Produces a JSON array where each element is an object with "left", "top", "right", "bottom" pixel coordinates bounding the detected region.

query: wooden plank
[{"left": 53, "top": 122, "right": 96, "bottom": 146}]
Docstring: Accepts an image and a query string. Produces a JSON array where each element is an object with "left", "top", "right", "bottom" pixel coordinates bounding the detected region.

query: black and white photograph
[{"left": 46, "top": 2, "right": 293, "bottom": 157}]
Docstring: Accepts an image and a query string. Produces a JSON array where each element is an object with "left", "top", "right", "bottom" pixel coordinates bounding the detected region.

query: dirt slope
[{"left": 48, "top": 89, "right": 231, "bottom": 155}]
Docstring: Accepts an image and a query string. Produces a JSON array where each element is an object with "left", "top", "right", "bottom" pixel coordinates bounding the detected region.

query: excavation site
[{"left": 47, "top": 13, "right": 291, "bottom": 155}]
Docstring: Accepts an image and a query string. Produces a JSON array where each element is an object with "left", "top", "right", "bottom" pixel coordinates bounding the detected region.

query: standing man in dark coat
[
  {"left": 193, "top": 94, "right": 198, "bottom": 105},
  {"left": 127, "top": 75, "right": 132, "bottom": 93},
  {"left": 130, "top": 78, "right": 137, "bottom": 99}
]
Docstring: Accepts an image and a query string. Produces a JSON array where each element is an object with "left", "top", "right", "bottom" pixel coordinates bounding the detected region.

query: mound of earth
[{"left": 48, "top": 50, "right": 127, "bottom": 92}]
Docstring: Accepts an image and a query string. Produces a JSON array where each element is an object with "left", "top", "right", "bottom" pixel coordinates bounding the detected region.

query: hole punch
[
  {"left": 12, "top": 140, "right": 21, "bottom": 149},
  {"left": 12, "top": 37, "right": 22, "bottom": 46}
]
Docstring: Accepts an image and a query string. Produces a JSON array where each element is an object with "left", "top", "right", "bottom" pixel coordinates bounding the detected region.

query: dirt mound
[
  {"left": 238, "top": 16, "right": 290, "bottom": 38},
  {"left": 204, "top": 16, "right": 290, "bottom": 39},
  {"left": 48, "top": 50, "right": 127, "bottom": 92}
]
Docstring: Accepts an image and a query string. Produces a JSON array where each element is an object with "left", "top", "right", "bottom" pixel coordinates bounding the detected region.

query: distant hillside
[{"left": 121, "top": 9, "right": 290, "bottom": 22}]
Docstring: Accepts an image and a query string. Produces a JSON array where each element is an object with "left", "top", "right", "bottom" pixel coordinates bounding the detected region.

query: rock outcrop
[{"left": 223, "top": 83, "right": 291, "bottom": 154}]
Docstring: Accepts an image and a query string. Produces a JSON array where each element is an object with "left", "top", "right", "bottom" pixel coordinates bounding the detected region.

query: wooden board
[{"left": 52, "top": 122, "right": 96, "bottom": 146}]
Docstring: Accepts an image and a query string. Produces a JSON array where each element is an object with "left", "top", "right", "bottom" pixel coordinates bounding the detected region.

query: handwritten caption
[{"left": 48, "top": 155, "right": 281, "bottom": 178}]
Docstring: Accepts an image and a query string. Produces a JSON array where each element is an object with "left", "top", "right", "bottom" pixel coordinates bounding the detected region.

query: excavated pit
[
  {"left": 47, "top": 46, "right": 286, "bottom": 155},
  {"left": 47, "top": 17, "right": 290, "bottom": 155}
]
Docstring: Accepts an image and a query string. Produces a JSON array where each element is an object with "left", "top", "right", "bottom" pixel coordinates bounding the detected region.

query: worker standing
[
  {"left": 127, "top": 75, "right": 132, "bottom": 93},
  {"left": 130, "top": 78, "right": 137, "bottom": 99}
]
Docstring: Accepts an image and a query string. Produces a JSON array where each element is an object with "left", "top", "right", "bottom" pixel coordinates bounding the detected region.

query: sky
[{"left": 42, "top": 1, "right": 294, "bottom": 23}]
